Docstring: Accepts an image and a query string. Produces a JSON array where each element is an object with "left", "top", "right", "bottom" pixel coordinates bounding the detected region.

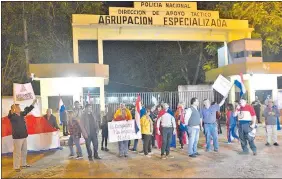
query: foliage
[
  {"left": 1, "top": 2, "right": 104, "bottom": 95},
  {"left": 216, "top": 2, "right": 282, "bottom": 55}
]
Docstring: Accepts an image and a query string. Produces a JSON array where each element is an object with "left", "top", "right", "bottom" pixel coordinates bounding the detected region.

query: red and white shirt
[{"left": 235, "top": 104, "right": 256, "bottom": 121}]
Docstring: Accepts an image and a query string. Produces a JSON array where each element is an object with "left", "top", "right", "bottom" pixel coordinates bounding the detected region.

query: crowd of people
[{"left": 7, "top": 94, "right": 281, "bottom": 172}]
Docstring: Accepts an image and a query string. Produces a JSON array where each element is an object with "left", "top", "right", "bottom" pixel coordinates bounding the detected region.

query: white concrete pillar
[
  {"left": 223, "top": 41, "right": 229, "bottom": 65},
  {"left": 100, "top": 82, "right": 105, "bottom": 112},
  {"left": 98, "top": 39, "right": 103, "bottom": 64},
  {"left": 73, "top": 38, "right": 79, "bottom": 63},
  {"left": 41, "top": 95, "right": 48, "bottom": 114}
]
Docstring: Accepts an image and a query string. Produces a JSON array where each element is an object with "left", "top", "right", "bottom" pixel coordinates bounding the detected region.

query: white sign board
[
  {"left": 13, "top": 83, "right": 41, "bottom": 116},
  {"left": 212, "top": 74, "right": 233, "bottom": 97},
  {"left": 108, "top": 120, "right": 141, "bottom": 143}
]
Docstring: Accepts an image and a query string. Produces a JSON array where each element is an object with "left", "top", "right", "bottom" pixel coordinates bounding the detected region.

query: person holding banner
[
  {"left": 202, "top": 97, "right": 227, "bottom": 152},
  {"left": 264, "top": 99, "right": 280, "bottom": 146},
  {"left": 113, "top": 103, "right": 132, "bottom": 157},
  {"left": 8, "top": 98, "right": 37, "bottom": 172}
]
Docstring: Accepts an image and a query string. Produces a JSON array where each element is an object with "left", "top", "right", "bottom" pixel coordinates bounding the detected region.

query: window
[
  {"left": 48, "top": 96, "right": 73, "bottom": 112},
  {"left": 246, "top": 51, "right": 262, "bottom": 57},
  {"left": 233, "top": 51, "right": 245, "bottom": 58}
]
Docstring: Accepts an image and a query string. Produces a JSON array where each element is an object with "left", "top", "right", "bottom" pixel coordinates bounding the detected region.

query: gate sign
[
  {"left": 212, "top": 74, "right": 233, "bottom": 97},
  {"left": 13, "top": 83, "right": 35, "bottom": 102},
  {"left": 74, "top": 1, "right": 249, "bottom": 29},
  {"left": 108, "top": 120, "right": 141, "bottom": 143}
]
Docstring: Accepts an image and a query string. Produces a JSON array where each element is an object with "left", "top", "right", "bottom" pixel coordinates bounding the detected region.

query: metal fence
[{"left": 83, "top": 90, "right": 227, "bottom": 115}]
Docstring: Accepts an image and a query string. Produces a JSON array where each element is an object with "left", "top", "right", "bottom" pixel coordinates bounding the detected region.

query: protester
[
  {"left": 226, "top": 104, "right": 239, "bottom": 144},
  {"left": 202, "top": 97, "right": 227, "bottom": 152},
  {"left": 8, "top": 99, "right": 37, "bottom": 172},
  {"left": 113, "top": 103, "right": 132, "bottom": 157},
  {"left": 67, "top": 111, "right": 83, "bottom": 159},
  {"left": 60, "top": 107, "right": 68, "bottom": 136},
  {"left": 73, "top": 101, "right": 83, "bottom": 121},
  {"left": 175, "top": 102, "right": 188, "bottom": 149},
  {"left": 157, "top": 103, "right": 177, "bottom": 159},
  {"left": 80, "top": 104, "right": 101, "bottom": 161},
  {"left": 150, "top": 106, "right": 158, "bottom": 148},
  {"left": 252, "top": 96, "right": 262, "bottom": 123},
  {"left": 264, "top": 99, "right": 280, "bottom": 146},
  {"left": 130, "top": 104, "right": 146, "bottom": 153},
  {"left": 140, "top": 108, "right": 154, "bottom": 157},
  {"left": 234, "top": 95, "right": 257, "bottom": 155},
  {"left": 43, "top": 109, "right": 60, "bottom": 130},
  {"left": 101, "top": 105, "right": 113, "bottom": 151},
  {"left": 184, "top": 98, "right": 202, "bottom": 158},
  {"left": 154, "top": 104, "right": 164, "bottom": 149}
]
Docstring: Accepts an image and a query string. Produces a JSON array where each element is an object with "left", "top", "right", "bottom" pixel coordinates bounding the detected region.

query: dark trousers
[
  {"left": 142, "top": 134, "right": 152, "bottom": 155},
  {"left": 101, "top": 136, "right": 108, "bottom": 148},
  {"left": 178, "top": 130, "right": 184, "bottom": 148},
  {"left": 161, "top": 127, "right": 173, "bottom": 156},
  {"left": 151, "top": 133, "right": 156, "bottom": 147},
  {"left": 254, "top": 108, "right": 261, "bottom": 123},
  {"left": 62, "top": 120, "right": 68, "bottom": 135},
  {"left": 101, "top": 129, "right": 108, "bottom": 148},
  {"left": 85, "top": 133, "right": 99, "bottom": 158},
  {"left": 238, "top": 122, "right": 257, "bottom": 153}
]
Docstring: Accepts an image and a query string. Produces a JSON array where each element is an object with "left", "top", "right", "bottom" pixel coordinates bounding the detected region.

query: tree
[
  {"left": 1, "top": 2, "right": 104, "bottom": 95},
  {"left": 216, "top": 2, "right": 282, "bottom": 56}
]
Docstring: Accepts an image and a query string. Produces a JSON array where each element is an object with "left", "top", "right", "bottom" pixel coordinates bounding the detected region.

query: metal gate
[{"left": 83, "top": 90, "right": 226, "bottom": 114}]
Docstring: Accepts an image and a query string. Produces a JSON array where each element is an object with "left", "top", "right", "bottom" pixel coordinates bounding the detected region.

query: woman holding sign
[{"left": 113, "top": 103, "right": 132, "bottom": 157}]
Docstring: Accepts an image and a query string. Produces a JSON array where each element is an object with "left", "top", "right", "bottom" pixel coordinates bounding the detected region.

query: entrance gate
[{"left": 83, "top": 90, "right": 226, "bottom": 118}]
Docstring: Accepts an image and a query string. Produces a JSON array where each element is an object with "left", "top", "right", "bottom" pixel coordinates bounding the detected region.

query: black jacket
[
  {"left": 43, "top": 114, "right": 60, "bottom": 130},
  {"left": 8, "top": 105, "right": 34, "bottom": 139}
]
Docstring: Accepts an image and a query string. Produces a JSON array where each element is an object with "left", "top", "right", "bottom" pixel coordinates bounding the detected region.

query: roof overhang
[
  {"left": 205, "top": 62, "right": 282, "bottom": 82},
  {"left": 29, "top": 63, "right": 109, "bottom": 85}
]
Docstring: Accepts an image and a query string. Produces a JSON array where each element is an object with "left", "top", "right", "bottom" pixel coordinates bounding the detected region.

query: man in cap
[
  {"left": 264, "top": 99, "right": 280, "bottom": 146},
  {"left": 234, "top": 95, "right": 257, "bottom": 155}
]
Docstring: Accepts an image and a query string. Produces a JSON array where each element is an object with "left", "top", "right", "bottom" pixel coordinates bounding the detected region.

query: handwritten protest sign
[
  {"left": 13, "top": 83, "right": 35, "bottom": 102},
  {"left": 108, "top": 120, "right": 141, "bottom": 143},
  {"left": 212, "top": 74, "right": 232, "bottom": 97}
]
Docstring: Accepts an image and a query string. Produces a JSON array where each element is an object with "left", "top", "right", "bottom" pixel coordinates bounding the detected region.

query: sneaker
[
  {"left": 124, "top": 154, "right": 128, "bottom": 158},
  {"left": 253, "top": 152, "right": 257, "bottom": 156},
  {"left": 227, "top": 142, "right": 232, "bottom": 145},
  {"left": 139, "top": 151, "right": 144, "bottom": 155},
  {"left": 76, "top": 156, "right": 83, "bottom": 160},
  {"left": 161, "top": 155, "right": 167, "bottom": 160},
  {"left": 265, "top": 143, "right": 270, "bottom": 146},
  {"left": 119, "top": 154, "right": 123, "bottom": 158},
  {"left": 274, "top": 143, "right": 279, "bottom": 146},
  {"left": 148, "top": 152, "right": 153, "bottom": 155},
  {"left": 129, "top": 148, "right": 137, "bottom": 152},
  {"left": 166, "top": 155, "right": 174, "bottom": 159},
  {"left": 68, "top": 155, "right": 75, "bottom": 159},
  {"left": 145, "top": 155, "right": 151, "bottom": 158},
  {"left": 189, "top": 154, "right": 197, "bottom": 158},
  {"left": 21, "top": 165, "right": 31, "bottom": 168},
  {"left": 101, "top": 147, "right": 105, "bottom": 151},
  {"left": 194, "top": 152, "right": 200, "bottom": 156},
  {"left": 105, "top": 148, "right": 109, "bottom": 152},
  {"left": 214, "top": 150, "right": 219, "bottom": 152},
  {"left": 94, "top": 156, "right": 102, "bottom": 160}
]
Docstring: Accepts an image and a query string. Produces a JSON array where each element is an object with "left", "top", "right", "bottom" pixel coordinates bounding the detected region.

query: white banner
[
  {"left": 13, "top": 83, "right": 35, "bottom": 102},
  {"left": 108, "top": 120, "right": 141, "bottom": 143},
  {"left": 212, "top": 74, "right": 233, "bottom": 97},
  {"left": 13, "top": 83, "right": 41, "bottom": 116}
]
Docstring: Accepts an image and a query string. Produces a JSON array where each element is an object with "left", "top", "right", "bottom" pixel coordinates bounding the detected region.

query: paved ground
[{"left": 2, "top": 125, "right": 282, "bottom": 178}]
